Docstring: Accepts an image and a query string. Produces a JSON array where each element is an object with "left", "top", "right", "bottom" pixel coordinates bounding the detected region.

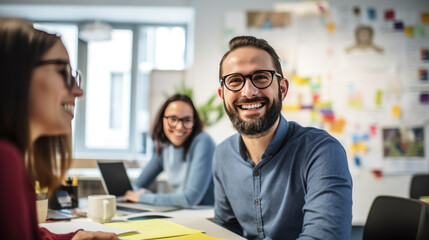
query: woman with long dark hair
[
  {"left": 0, "top": 17, "right": 118, "bottom": 240},
  {"left": 125, "top": 94, "right": 216, "bottom": 207}
]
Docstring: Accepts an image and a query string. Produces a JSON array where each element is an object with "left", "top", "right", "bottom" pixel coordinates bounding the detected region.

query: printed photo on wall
[
  {"left": 383, "top": 127, "right": 424, "bottom": 158},
  {"left": 345, "top": 25, "right": 384, "bottom": 53},
  {"left": 247, "top": 11, "right": 291, "bottom": 29}
]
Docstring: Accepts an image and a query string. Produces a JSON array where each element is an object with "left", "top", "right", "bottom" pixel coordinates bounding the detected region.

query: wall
[{"left": 1, "top": 0, "right": 428, "bottom": 225}]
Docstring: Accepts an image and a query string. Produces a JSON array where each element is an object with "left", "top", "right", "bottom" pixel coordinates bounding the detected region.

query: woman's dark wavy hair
[
  {"left": 0, "top": 18, "right": 72, "bottom": 195},
  {"left": 152, "top": 94, "right": 203, "bottom": 161}
]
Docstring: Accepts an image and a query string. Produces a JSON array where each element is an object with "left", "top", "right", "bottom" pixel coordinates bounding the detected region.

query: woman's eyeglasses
[
  {"left": 34, "top": 59, "right": 82, "bottom": 91},
  {"left": 164, "top": 116, "right": 194, "bottom": 129}
]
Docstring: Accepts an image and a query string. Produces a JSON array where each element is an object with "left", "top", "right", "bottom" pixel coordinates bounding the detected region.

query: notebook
[{"left": 97, "top": 161, "right": 179, "bottom": 212}]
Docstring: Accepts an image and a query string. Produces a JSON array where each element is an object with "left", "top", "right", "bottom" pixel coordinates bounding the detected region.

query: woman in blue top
[{"left": 125, "top": 94, "right": 216, "bottom": 208}]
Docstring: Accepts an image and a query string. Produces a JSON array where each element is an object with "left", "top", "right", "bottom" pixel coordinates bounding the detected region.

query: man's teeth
[
  {"left": 62, "top": 104, "right": 74, "bottom": 113},
  {"left": 174, "top": 131, "right": 184, "bottom": 136},
  {"left": 241, "top": 103, "right": 262, "bottom": 110}
]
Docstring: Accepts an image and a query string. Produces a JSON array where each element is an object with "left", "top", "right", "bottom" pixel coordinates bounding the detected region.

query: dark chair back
[
  {"left": 363, "top": 195, "right": 429, "bottom": 240},
  {"left": 410, "top": 174, "right": 429, "bottom": 199}
]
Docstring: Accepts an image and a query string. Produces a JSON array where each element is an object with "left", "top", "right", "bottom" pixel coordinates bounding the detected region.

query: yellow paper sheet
[
  {"left": 159, "top": 233, "right": 230, "bottom": 240},
  {"left": 105, "top": 219, "right": 203, "bottom": 240}
]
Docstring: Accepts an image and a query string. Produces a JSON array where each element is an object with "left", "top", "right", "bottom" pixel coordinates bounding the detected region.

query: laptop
[{"left": 97, "top": 161, "right": 179, "bottom": 212}]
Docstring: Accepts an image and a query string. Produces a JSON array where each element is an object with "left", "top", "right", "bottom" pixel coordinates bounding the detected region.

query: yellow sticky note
[
  {"left": 392, "top": 105, "right": 401, "bottom": 118},
  {"left": 405, "top": 26, "right": 414, "bottom": 37},
  {"left": 375, "top": 90, "right": 383, "bottom": 107},
  {"left": 330, "top": 118, "right": 346, "bottom": 134},
  {"left": 421, "top": 12, "right": 429, "bottom": 24},
  {"left": 282, "top": 104, "right": 301, "bottom": 111},
  {"left": 357, "top": 142, "right": 367, "bottom": 152},
  {"left": 326, "top": 22, "right": 336, "bottom": 33},
  {"left": 349, "top": 144, "right": 357, "bottom": 154},
  {"left": 292, "top": 75, "right": 311, "bottom": 85},
  {"left": 311, "top": 110, "right": 318, "bottom": 122}
]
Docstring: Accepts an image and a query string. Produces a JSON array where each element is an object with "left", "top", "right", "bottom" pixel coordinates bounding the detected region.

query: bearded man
[{"left": 213, "top": 36, "right": 352, "bottom": 240}]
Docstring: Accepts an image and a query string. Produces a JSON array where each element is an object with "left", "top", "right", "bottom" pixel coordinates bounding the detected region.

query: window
[
  {"left": 35, "top": 22, "right": 187, "bottom": 159},
  {"left": 85, "top": 29, "right": 132, "bottom": 149}
]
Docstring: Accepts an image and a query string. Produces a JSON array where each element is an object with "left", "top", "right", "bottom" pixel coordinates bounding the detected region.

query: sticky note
[
  {"left": 369, "top": 124, "right": 377, "bottom": 137},
  {"left": 348, "top": 93, "right": 363, "bottom": 109},
  {"left": 405, "top": 26, "right": 414, "bottom": 37},
  {"left": 367, "top": 7, "right": 376, "bottom": 21},
  {"left": 420, "top": 92, "right": 429, "bottom": 104},
  {"left": 414, "top": 25, "right": 426, "bottom": 37},
  {"left": 357, "top": 142, "right": 367, "bottom": 152},
  {"left": 282, "top": 104, "right": 301, "bottom": 111},
  {"left": 372, "top": 169, "right": 383, "bottom": 179},
  {"left": 353, "top": 6, "right": 361, "bottom": 17},
  {"left": 312, "top": 93, "right": 321, "bottom": 103},
  {"left": 350, "top": 145, "right": 357, "bottom": 154},
  {"left": 421, "top": 12, "right": 429, "bottom": 24},
  {"left": 419, "top": 68, "right": 428, "bottom": 81},
  {"left": 421, "top": 48, "right": 429, "bottom": 61},
  {"left": 354, "top": 156, "right": 361, "bottom": 167},
  {"left": 311, "top": 110, "right": 318, "bottom": 122},
  {"left": 352, "top": 134, "right": 360, "bottom": 143},
  {"left": 392, "top": 105, "right": 401, "bottom": 117},
  {"left": 292, "top": 75, "right": 311, "bottom": 85},
  {"left": 385, "top": 9, "right": 395, "bottom": 21},
  {"left": 394, "top": 20, "right": 404, "bottom": 31},
  {"left": 330, "top": 118, "right": 346, "bottom": 134},
  {"left": 326, "top": 22, "right": 336, "bottom": 33},
  {"left": 301, "top": 105, "right": 313, "bottom": 110},
  {"left": 375, "top": 89, "right": 383, "bottom": 107}
]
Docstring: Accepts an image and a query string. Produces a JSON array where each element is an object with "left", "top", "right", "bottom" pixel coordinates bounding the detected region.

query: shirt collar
[
  {"left": 238, "top": 115, "right": 289, "bottom": 164},
  {"left": 261, "top": 115, "right": 289, "bottom": 160}
]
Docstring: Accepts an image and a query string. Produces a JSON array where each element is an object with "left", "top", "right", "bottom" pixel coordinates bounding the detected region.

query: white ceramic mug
[
  {"left": 36, "top": 199, "right": 48, "bottom": 223},
  {"left": 87, "top": 195, "right": 116, "bottom": 223}
]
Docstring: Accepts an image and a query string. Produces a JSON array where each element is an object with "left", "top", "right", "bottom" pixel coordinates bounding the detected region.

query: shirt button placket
[{"left": 253, "top": 169, "right": 264, "bottom": 239}]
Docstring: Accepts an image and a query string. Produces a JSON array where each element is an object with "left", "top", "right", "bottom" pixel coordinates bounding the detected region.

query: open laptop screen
[{"left": 97, "top": 161, "right": 133, "bottom": 197}]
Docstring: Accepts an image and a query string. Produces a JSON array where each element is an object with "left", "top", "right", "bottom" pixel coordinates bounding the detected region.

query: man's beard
[{"left": 224, "top": 89, "right": 282, "bottom": 137}]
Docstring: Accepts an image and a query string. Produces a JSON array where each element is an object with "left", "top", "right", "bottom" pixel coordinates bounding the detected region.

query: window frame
[{"left": 35, "top": 21, "right": 188, "bottom": 159}]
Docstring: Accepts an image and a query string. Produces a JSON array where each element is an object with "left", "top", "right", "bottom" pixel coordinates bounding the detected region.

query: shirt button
[
  {"left": 254, "top": 200, "right": 259, "bottom": 205},
  {"left": 254, "top": 171, "right": 259, "bottom": 176},
  {"left": 258, "top": 227, "right": 263, "bottom": 232},
  {"left": 269, "top": 154, "right": 273, "bottom": 158}
]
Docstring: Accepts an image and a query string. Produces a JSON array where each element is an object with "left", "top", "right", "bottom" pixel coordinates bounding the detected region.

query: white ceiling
[{"left": 0, "top": 4, "right": 194, "bottom": 24}]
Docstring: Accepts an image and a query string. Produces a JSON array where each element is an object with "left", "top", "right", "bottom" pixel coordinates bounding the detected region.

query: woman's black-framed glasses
[
  {"left": 34, "top": 59, "right": 82, "bottom": 91},
  {"left": 220, "top": 70, "right": 282, "bottom": 92},
  {"left": 164, "top": 116, "right": 194, "bottom": 129}
]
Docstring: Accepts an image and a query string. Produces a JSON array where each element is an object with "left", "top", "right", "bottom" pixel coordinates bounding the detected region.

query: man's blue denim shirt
[{"left": 213, "top": 116, "right": 353, "bottom": 240}]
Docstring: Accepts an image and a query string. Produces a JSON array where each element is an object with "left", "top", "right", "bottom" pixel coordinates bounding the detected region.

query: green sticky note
[{"left": 414, "top": 25, "right": 426, "bottom": 38}]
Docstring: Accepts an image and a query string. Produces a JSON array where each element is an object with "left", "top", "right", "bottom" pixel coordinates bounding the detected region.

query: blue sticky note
[
  {"left": 354, "top": 156, "right": 362, "bottom": 167},
  {"left": 367, "top": 7, "right": 376, "bottom": 21}
]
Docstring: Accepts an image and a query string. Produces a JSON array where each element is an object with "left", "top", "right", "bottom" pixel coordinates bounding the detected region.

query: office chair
[
  {"left": 363, "top": 195, "right": 429, "bottom": 240},
  {"left": 410, "top": 174, "right": 429, "bottom": 199}
]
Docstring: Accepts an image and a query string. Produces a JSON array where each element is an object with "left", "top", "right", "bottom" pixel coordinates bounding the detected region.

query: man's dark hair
[
  {"left": 219, "top": 36, "right": 284, "bottom": 80},
  {"left": 151, "top": 94, "right": 203, "bottom": 161}
]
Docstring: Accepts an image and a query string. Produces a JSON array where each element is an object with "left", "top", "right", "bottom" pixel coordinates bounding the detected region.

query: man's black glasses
[
  {"left": 164, "top": 116, "right": 194, "bottom": 129},
  {"left": 220, "top": 70, "right": 282, "bottom": 92},
  {"left": 34, "top": 59, "right": 82, "bottom": 91}
]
